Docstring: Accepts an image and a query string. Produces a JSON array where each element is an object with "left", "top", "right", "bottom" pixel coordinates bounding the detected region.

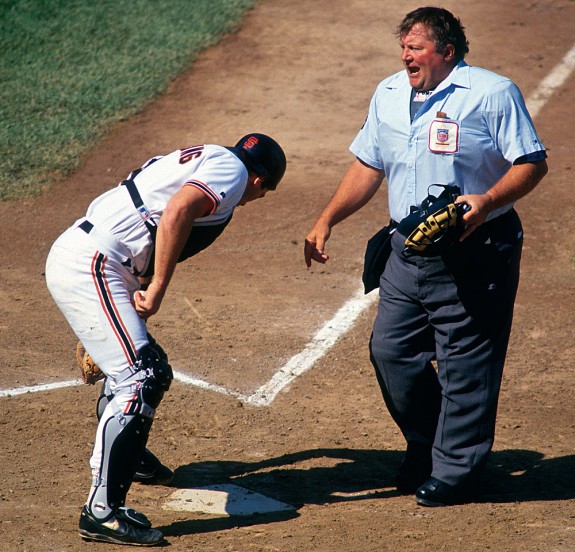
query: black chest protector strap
[{"left": 122, "top": 176, "right": 158, "bottom": 241}]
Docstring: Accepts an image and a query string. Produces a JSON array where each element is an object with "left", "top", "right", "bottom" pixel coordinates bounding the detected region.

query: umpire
[{"left": 304, "top": 7, "right": 547, "bottom": 506}]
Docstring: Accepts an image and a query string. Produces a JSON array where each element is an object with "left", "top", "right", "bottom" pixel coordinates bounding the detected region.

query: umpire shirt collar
[{"left": 388, "top": 60, "right": 471, "bottom": 95}]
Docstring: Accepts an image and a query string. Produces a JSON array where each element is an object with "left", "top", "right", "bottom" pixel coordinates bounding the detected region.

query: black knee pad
[
  {"left": 137, "top": 344, "right": 173, "bottom": 410},
  {"left": 146, "top": 332, "right": 169, "bottom": 363}
]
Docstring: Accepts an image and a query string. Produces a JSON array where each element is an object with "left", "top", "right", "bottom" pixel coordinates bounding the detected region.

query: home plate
[{"left": 162, "top": 484, "right": 295, "bottom": 516}]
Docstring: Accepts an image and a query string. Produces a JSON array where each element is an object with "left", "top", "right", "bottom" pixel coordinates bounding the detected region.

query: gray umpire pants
[{"left": 369, "top": 209, "right": 523, "bottom": 487}]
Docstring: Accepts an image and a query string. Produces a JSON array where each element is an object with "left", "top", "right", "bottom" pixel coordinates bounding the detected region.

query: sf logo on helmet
[{"left": 244, "top": 136, "right": 259, "bottom": 149}]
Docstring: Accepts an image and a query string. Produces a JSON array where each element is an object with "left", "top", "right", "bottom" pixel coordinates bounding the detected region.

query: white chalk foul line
[
  {"left": 156, "top": 287, "right": 376, "bottom": 406},
  {"left": 0, "top": 289, "right": 377, "bottom": 404},
  {"left": 171, "top": 370, "right": 250, "bottom": 402},
  {"left": 244, "top": 287, "right": 377, "bottom": 406},
  {"left": 526, "top": 42, "right": 575, "bottom": 117},
  {"left": 2, "top": 42, "right": 573, "bottom": 404},
  {"left": 0, "top": 378, "right": 83, "bottom": 398}
]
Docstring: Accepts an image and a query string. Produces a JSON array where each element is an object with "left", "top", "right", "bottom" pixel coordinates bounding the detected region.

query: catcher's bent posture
[{"left": 46, "top": 134, "right": 286, "bottom": 546}]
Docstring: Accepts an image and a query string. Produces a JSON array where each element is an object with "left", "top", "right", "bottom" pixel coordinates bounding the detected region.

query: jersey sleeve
[
  {"left": 513, "top": 150, "right": 547, "bottom": 165},
  {"left": 184, "top": 148, "right": 248, "bottom": 224},
  {"left": 349, "top": 83, "right": 386, "bottom": 171},
  {"left": 184, "top": 179, "right": 223, "bottom": 215},
  {"left": 482, "top": 80, "right": 546, "bottom": 164}
]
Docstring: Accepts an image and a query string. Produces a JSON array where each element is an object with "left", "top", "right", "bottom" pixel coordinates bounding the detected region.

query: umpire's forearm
[
  {"left": 317, "top": 158, "right": 384, "bottom": 228},
  {"left": 484, "top": 160, "right": 548, "bottom": 212},
  {"left": 304, "top": 159, "right": 384, "bottom": 267}
]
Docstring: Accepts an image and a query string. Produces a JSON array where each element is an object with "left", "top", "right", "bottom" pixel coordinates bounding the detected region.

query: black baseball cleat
[
  {"left": 134, "top": 448, "right": 174, "bottom": 485},
  {"left": 79, "top": 505, "right": 164, "bottom": 546}
]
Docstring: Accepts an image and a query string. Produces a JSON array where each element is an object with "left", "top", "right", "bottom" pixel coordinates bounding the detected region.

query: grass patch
[{"left": 0, "top": 0, "right": 256, "bottom": 201}]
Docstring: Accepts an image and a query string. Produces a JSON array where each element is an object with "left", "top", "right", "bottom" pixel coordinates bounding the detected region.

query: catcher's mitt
[
  {"left": 76, "top": 342, "right": 105, "bottom": 385},
  {"left": 397, "top": 184, "right": 470, "bottom": 257},
  {"left": 75, "top": 333, "right": 168, "bottom": 385}
]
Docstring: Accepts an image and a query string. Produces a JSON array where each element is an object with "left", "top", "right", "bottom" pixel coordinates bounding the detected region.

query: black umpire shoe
[
  {"left": 134, "top": 448, "right": 174, "bottom": 485},
  {"left": 415, "top": 477, "right": 470, "bottom": 507},
  {"left": 79, "top": 505, "right": 164, "bottom": 546}
]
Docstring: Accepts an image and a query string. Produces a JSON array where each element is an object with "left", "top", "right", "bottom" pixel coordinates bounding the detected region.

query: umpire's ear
[{"left": 443, "top": 43, "right": 456, "bottom": 62}]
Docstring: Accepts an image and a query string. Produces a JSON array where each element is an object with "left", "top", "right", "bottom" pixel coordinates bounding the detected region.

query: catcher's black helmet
[{"left": 232, "top": 133, "right": 286, "bottom": 190}]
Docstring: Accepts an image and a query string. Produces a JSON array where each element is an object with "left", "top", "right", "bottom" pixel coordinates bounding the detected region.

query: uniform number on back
[{"left": 180, "top": 145, "right": 204, "bottom": 164}]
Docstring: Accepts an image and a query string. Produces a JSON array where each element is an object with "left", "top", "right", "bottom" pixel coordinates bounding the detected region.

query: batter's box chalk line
[{"left": 0, "top": 287, "right": 377, "bottom": 405}]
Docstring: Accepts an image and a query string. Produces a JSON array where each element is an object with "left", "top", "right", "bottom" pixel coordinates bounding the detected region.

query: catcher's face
[
  {"left": 400, "top": 23, "right": 456, "bottom": 92},
  {"left": 238, "top": 175, "right": 270, "bottom": 206}
]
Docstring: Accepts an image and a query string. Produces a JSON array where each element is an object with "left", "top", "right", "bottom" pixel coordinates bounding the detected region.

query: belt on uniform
[{"left": 78, "top": 219, "right": 133, "bottom": 264}]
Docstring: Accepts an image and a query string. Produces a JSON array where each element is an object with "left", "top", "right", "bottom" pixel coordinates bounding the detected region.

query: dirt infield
[{"left": 1, "top": 0, "right": 574, "bottom": 550}]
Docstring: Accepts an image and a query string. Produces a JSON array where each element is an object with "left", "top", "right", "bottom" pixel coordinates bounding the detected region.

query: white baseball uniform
[{"left": 46, "top": 144, "right": 248, "bottom": 475}]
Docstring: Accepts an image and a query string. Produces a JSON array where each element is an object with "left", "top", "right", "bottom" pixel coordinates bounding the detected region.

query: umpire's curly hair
[{"left": 396, "top": 7, "right": 470, "bottom": 63}]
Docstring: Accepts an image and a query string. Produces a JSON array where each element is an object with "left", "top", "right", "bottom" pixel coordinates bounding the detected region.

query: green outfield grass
[{"left": 0, "top": 0, "right": 256, "bottom": 200}]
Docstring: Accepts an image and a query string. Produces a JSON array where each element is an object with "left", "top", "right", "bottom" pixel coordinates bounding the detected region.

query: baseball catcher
[{"left": 46, "top": 133, "right": 287, "bottom": 546}]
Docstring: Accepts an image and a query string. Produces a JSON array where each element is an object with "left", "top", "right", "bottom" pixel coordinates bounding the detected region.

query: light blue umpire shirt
[{"left": 350, "top": 60, "right": 546, "bottom": 223}]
